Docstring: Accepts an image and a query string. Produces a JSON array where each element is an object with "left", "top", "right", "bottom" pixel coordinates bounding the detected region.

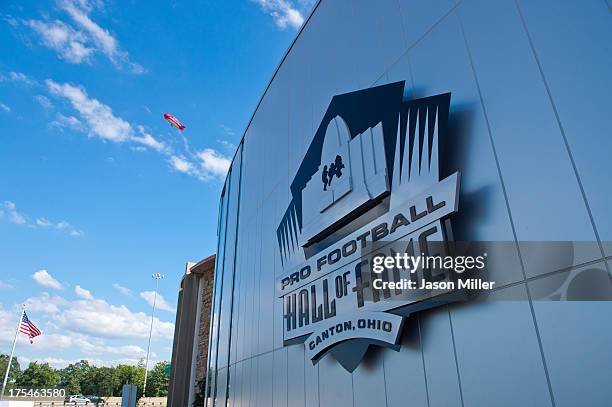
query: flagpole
[{"left": 1, "top": 304, "right": 25, "bottom": 401}]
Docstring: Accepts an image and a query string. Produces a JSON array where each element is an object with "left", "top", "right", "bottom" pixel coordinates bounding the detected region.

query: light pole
[{"left": 142, "top": 273, "right": 164, "bottom": 398}]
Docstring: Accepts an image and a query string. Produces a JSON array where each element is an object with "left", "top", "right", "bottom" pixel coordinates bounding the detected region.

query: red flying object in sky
[{"left": 163, "top": 113, "right": 186, "bottom": 131}]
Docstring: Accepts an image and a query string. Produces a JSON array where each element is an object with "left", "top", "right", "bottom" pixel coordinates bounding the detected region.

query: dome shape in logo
[{"left": 299, "top": 115, "right": 389, "bottom": 246}]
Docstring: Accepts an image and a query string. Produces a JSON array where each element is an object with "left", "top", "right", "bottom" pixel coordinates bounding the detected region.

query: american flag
[{"left": 19, "top": 312, "right": 42, "bottom": 344}]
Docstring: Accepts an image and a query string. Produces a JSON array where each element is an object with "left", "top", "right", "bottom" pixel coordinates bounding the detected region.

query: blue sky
[{"left": 0, "top": 0, "right": 312, "bottom": 369}]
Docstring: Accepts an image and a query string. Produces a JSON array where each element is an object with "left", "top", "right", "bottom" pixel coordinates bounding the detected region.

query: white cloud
[
  {"left": 61, "top": 2, "right": 115, "bottom": 55},
  {"left": 59, "top": 0, "right": 143, "bottom": 73},
  {"left": 75, "top": 285, "right": 94, "bottom": 300},
  {"left": 35, "top": 216, "right": 83, "bottom": 237},
  {"left": 197, "top": 148, "right": 231, "bottom": 179},
  {"left": 50, "top": 112, "right": 84, "bottom": 132},
  {"left": 132, "top": 132, "right": 166, "bottom": 153},
  {"left": 34, "top": 95, "right": 53, "bottom": 109},
  {"left": 26, "top": 292, "right": 69, "bottom": 314},
  {"left": 0, "top": 71, "right": 36, "bottom": 85},
  {"left": 11, "top": 334, "right": 148, "bottom": 367},
  {"left": 18, "top": 290, "right": 175, "bottom": 342},
  {"left": 9, "top": 72, "right": 32, "bottom": 83},
  {"left": 56, "top": 220, "right": 83, "bottom": 237},
  {"left": 104, "top": 344, "right": 147, "bottom": 357},
  {"left": 35, "top": 217, "right": 52, "bottom": 227},
  {"left": 169, "top": 155, "right": 194, "bottom": 174},
  {"left": 1, "top": 289, "right": 173, "bottom": 369},
  {"left": 0, "top": 102, "right": 10, "bottom": 112},
  {"left": 1, "top": 201, "right": 82, "bottom": 236},
  {"left": 169, "top": 149, "right": 231, "bottom": 182},
  {"left": 252, "top": 0, "right": 305, "bottom": 29},
  {"left": 46, "top": 80, "right": 166, "bottom": 159},
  {"left": 46, "top": 80, "right": 132, "bottom": 142},
  {"left": 4, "top": 15, "right": 18, "bottom": 28},
  {"left": 56, "top": 221, "right": 72, "bottom": 230},
  {"left": 218, "top": 139, "right": 236, "bottom": 153},
  {"left": 56, "top": 297, "right": 174, "bottom": 340},
  {"left": 7, "top": 75, "right": 226, "bottom": 182},
  {"left": 220, "top": 124, "right": 236, "bottom": 137},
  {"left": 139, "top": 291, "right": 175, "bottom": 313},
  {"left": 0, "top": 307, "right": 19, "bottom": 343},
  {"left": 26, "top": 19, "right": 94, "bottom": 64},
  {"left": 21, "top": 1, "right": 142, "bottom": 73},
  {"left": 20, "top": 357, "right": 80, "bottom": 369},
  {"left": 0, "top": 280, "right": 14, "bottom": 289},
  {"left": 3, "top": 200, "right": 26, "bottom": 224},
  {"left": 113, "top": 283, "right": 132, "bottom": 297},
  {"left": 32, "top": 270, "right": 63, "bottom": 290}
]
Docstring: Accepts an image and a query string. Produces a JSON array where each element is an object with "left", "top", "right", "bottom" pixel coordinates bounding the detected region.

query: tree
[
  {"left": 0, "top": 354, "right": 21, "bottom": 391},
  {"left": 114, "top": 363, "right": 145, "bottom": 397},
  {"left": 16, "top": 362, "right": 60, "bottom": 387},
  {"left": 3, "top": 358, "right": 173, "bottom": 399},
  {"left": 59, "top": 360, "right": 93, "bottom": 395},
  {"left": 83, "top": 366, "right": 116, "bottom": 397},
  {"left": 144, "top": 362, "right": 169, "bottom": 397}
]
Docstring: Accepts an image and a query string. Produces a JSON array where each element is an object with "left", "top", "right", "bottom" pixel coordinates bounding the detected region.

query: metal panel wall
[
  {"left": 205, "top": 1, "right": 612, "bottom": 406},
  {"left": 515, "top": 0, "right": 612, "bottom": 255}
]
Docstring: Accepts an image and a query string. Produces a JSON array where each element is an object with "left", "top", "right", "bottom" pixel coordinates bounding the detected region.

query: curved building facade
[{"left": 204, "top": 1, "right": 612, "bottom": 406}]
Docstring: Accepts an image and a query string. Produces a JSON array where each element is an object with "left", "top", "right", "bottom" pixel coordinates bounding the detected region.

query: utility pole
[
  {"left": 1, "top": 304, "right": 25, "bottom": 400},
  {"left": 142, "top": 273, "right": 164, "bottom": 398}
]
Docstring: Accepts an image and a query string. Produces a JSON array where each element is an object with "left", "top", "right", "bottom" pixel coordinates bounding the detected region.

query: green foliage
[
  {"left": 2, "top": 355, "right": 169, "bottom": 398},
  {"left": 59, "top": 360, "right": 92, "bottom": 395},
  {"left": 145, "top": 362, "right": 169, "bottom": 397},
  {"left": 114, "top": 362, "right": 145, "bottom": 397},
  {"left": 15, "top": 362, "right": 60, "bottom": 387},
  {"left": 83, "top": 366, "right": 117, "bottom": 397},
  {"left": 0, "top": 354, "right": 21, "bottom": 391}
]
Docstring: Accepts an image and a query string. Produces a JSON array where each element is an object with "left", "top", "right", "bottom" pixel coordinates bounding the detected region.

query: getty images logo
[{"left": 275, "top": 81, "right": 460, "bottom": 372}]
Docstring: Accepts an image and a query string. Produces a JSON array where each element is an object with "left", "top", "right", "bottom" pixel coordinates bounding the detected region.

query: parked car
[
  {"left": 67, "top": 395, "right": 91, "bottom": 404},
  {"left": 85, "top": 395, "right": 105, "bottom": 405}
]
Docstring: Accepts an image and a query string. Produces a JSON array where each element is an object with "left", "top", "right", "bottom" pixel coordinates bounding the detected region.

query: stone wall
[{"left": 194, "top": 268, "right": 214, "bottom": 387}]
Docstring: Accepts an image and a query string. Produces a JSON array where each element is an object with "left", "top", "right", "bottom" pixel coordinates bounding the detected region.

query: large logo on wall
[{"left": 276, "top": 81, "right": 460, "bottom": 372}]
